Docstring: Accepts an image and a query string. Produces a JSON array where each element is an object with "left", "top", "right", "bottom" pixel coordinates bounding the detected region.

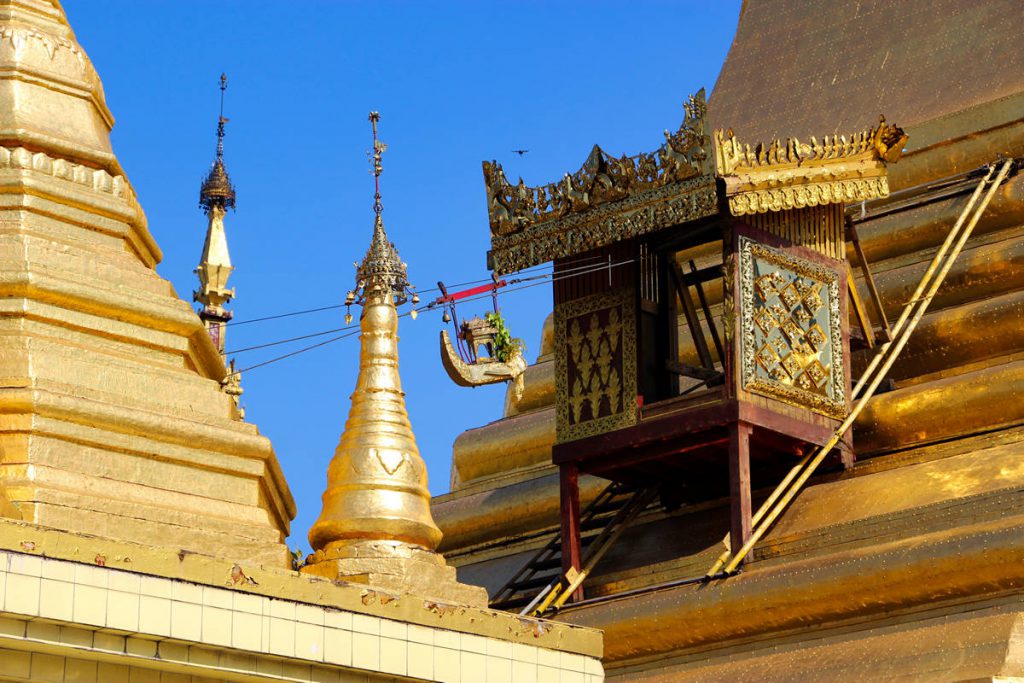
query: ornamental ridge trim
[
  {"left": 728, "top": 177, "right": 890, "bottom": 216},
  {"left": 0, "top": 25, "right": 86, "bottom": 64},
  {"left": 0, "top": 145, "right": 138, "bottom": 208},
  {"left": 490, "top": 176, "right": 717, "bottom": 274},
  {"left": 715, "top": 115, "right": 907, "bottom": 217},
  {"left": 714, "top": 115, "right": 908, "bottom": 175},
  {"left": 484, "top": 89, "right": 715, "bottom": 272},
  {"left": 0, "top": 25, "right": 105, "bottom": 99},
  {"left": 482, "top": 96, "right": 905, "bottom": 270}
]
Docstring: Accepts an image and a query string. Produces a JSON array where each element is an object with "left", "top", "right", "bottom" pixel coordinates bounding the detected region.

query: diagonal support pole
[{"left": 707, "top": 160, "right": 1014, "bottom": 576}]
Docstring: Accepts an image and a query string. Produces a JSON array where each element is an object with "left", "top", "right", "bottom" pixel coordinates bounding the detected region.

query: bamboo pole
[
  {"left": 534, "top": 488, "right": 657, "bottom": 616},
  {"left": 851, "top": 164, "right": 996, "bottom": 399},
  {"left": 707, "top": 165, "right": 1002, "bottom": 578},
  {"left": 719, "top": 159, "right": 1013, "bottom": 575}
]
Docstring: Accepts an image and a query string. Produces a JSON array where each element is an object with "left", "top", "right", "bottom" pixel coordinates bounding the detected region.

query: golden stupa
[
  {"left": 0, "top": 0, "right": 294, "bottom": 565},
  {"left": 303, "top": 113, "right": 486, "bottom": 606},
  {"left": 0, "top": 7, "right": 604, "bottom": 678}
]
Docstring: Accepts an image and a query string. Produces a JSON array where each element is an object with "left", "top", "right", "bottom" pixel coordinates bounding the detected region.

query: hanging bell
[
  {"left": 442, "top": 310, "right": 452, "bottom": 324},
  {"left": 411, "top": 293, "right": 420, "bottom": 305},
  {"left": 345, "top": 290, "right": 355, "bottom": 306}
]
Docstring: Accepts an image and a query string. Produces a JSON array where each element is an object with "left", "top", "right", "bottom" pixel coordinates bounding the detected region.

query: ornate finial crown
[
  {"left": 347, "top": 112, "right": 413, "bottom": 309},
  {"left": 199, "top": 73, "right": 236, "bottom": 213}
]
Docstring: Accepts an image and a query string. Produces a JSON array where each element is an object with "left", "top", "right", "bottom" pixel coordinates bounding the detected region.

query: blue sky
[{"left": 61, "top": 1, "right": 742, "bottom": 553}]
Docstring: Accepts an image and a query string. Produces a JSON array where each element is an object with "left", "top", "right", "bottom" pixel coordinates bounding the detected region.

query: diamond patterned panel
[{"left": 739, "top": 237, "right": 847, "bottom": 419}]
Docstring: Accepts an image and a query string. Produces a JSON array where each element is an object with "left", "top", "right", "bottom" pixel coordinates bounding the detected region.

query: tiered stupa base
[{"left": 302, "top": 540, "right": 487, "bottom": 606}]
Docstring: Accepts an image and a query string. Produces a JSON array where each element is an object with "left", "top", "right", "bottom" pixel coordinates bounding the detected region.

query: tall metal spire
[
  {"left": 199, "top": 73, "right": 236, "bottom": 213},
  {"left": 194, "top": 74, "right": 236, "bottom": 365},
  {"left": 344, "top": 112, "right": 417, "bottom": 323}
]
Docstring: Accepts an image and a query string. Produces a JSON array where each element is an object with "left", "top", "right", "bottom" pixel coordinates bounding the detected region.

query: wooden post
[
  {"left": 846, "top": 216, "right": 891, "bottom": 341},
  {"left": 670, "top": 260, "right": 715, "bottom": 371},
  {"left": 559, "top": 463, "right": 583, "bottom": 602},
  {"left": 728, "top": 421, "right": 753, "bottom": 558}
]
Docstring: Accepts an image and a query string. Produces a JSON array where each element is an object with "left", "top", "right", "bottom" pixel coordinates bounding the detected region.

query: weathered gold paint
[
  {"left": 436, "top": 471, "right": 607, "bottom": 554},
  {"left": 560, "top": 514, "right": 1024, "bottom": 662},
  {"left": 502, "top": 357, "right": 555, "bottom": 418},
  {"left": 856, "top": 359, "right": 1024, "bottom": 454},
  {"left": 611, "top": 609, "right": 1023, "bottom": 681},
  {"left": 0, "top": 515, "right": 602, "bottom": 658},
  {"left": 452, "top": 406, "right": 555, "bottom": 487}
]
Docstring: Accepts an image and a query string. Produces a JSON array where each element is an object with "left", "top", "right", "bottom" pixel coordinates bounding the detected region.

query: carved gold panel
[
  {"left": 739, "top": 236, "right": 847, "bottom": 419},
  {"left": 555, "top": 288, "right": 637, "bottom": 444}
]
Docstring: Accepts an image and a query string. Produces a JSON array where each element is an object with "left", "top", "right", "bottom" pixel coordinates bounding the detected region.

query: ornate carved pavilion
[{"left": 434, "top": 1, "right": 1024, "bottom": 679}]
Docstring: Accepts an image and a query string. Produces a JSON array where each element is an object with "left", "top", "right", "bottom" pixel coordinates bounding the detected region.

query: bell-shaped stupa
[{"left": 303, "top": 113, "right": 485, "bottom": 606}]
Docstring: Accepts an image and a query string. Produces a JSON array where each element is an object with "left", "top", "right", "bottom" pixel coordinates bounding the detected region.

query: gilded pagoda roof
[{"left": 708, "top": 0, "right": 1024, "bottom": 142}]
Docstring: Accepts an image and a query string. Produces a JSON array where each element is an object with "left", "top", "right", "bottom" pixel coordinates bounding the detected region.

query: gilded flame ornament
[{"left": 303, "top": 113, "right": 485, "bottom": 605}]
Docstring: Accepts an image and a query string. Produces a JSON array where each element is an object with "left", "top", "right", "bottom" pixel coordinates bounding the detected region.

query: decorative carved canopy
[
  {"left": 481, "top": 90, "right": 905, "bottom": 273},
  {"left": 484, "top": 90, "right": 717, "bottom": 274},
  {"left": 715, "top": 116, "right": 907, "bottom": 217}
]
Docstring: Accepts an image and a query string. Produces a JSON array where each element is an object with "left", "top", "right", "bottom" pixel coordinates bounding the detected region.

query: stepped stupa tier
[
  {"left": 0, "top": 0, "right": 120, "bottom": 173},
  {"left": 0, "top": 0, "right": 295, "bottom": 565}
]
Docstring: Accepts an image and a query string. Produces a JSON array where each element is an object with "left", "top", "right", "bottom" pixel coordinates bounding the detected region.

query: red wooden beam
[
  {"left": 559, "top": 463, "right": 583, "bottom": 603},
  {"left": 729, "top": 421, "right": 753, "bottom": 559},
  {"left": 433, "top": 279, "right": 507, "bottom": 305}
]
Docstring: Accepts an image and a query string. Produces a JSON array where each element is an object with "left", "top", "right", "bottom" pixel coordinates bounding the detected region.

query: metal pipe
[
  {"left": 852, "top": 164, "right": 996, "bottom": 399},
  {"left": 721, "top": 159, "right": 1014, "bottom": 575},
  {"left": 519, "top": 581, "right": 556, "bottom": 617}
]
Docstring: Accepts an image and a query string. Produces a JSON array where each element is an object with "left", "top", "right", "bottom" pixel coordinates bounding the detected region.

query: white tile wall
[{"left": 0, "top": 550, "right": 604, "bottom": 683}]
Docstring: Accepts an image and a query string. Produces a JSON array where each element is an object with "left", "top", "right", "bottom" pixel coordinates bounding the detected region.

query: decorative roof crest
[
  {"left": 714, "top": 115, "right": 908, "bottom": 216},
  {"left": 346, "top": 112, "right": 415, "bottom": 312},
  {"left": 483, "top": 89, "right": 712, "bottom": 240},
  {"left": 199, "top": 73, "right": 236, "bottom": 213},
  {"left": 714, "top": 115, "right": 908, "bottom": 176}
]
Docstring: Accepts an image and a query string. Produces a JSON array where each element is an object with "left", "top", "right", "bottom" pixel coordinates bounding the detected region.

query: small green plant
[
  {"left": 289, "top": 547, "right": 305, "bottom": 571},
  {"left": 485, "top": 311, "right": 524, "bottom": 363}
]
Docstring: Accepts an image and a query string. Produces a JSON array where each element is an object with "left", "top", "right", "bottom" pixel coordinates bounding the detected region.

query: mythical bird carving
[{"left": 439, "top": 330, "right": 527, "bottom": 394}]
